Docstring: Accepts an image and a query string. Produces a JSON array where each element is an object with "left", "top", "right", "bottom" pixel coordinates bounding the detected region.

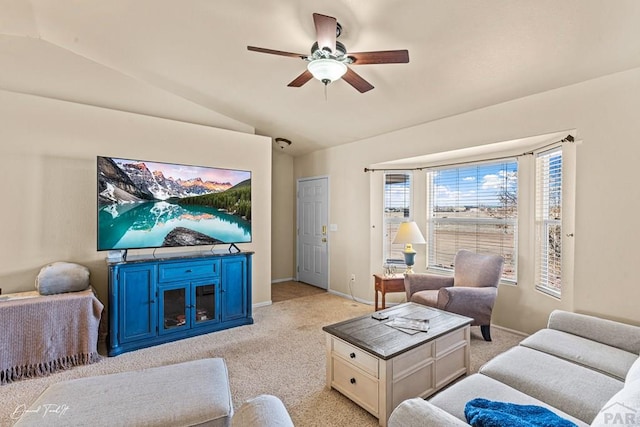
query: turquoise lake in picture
[{"left": 98, "top": 201, "right": 251, "bottom": 250}]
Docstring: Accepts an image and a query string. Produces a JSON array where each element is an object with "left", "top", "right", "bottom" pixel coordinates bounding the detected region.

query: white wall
[
  {"left": 294, "top": 67, "right": 640, "bottom": 333},
  {"left": 0, "top": 90, "right": 272, "bottom": 307}
]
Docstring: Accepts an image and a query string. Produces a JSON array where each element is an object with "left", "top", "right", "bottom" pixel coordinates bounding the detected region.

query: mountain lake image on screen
[{"left": 97, "top": 156, "right": 251, "bottom": 251}]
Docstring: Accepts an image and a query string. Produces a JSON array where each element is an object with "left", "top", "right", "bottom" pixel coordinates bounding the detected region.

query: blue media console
[{"left": 107, "top": 251, "right": 253, "bottom": 356}]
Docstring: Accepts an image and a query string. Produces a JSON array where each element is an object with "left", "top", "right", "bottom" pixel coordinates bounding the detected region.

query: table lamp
[{"left": 392, "top": 221, "right": 426, "bottom": 273}]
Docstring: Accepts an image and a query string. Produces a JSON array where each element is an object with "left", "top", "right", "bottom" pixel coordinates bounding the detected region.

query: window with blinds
[
  {"left": 535, "top": 147, "right": 563, "bottom": 297},
  {"left": 383, "top": 172, "right": 412, "bottom": 265},
  {"left": 427, "top": 160, "right": 518, "bottom": 281}
]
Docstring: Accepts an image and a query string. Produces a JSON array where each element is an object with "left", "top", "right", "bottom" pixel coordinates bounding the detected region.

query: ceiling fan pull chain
[{"left": 324, "top": 83, "right": 328, "bottom": 101}]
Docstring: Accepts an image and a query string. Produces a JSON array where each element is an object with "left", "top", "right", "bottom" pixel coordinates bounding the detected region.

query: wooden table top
[{"left": 323, "top": 303, "right": 472, "bottom": 360}]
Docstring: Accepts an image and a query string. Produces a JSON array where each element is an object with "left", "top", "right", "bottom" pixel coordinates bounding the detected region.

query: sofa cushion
[
  {"left": 590, "top": 378, "right": 640, "bottom": 427},
  {"left": 389, "top": 398, "right": 469, "bottom": 427},
  {"left": 35, "top": 262, "right": 90, "bottom": 295},
  {"left": 547, "top": 310, "right": 640, "bottom": 355},
  {"left": 14, "top": 358, "right": 233, "bottom": 427},
  {"left": 520, "top": 329, "right": 637, "bottom": 381},
  {"left": 479, "top": 346, "right": 622, "bottom": 423},
  {"left": 626, "top": 356, "right": 640, "bottom": 384},
  {"left": 231, "top": 395, "right": 293, "bottom": 427},
  {"left": 429, "top": 373, "right": 588, "bottom": 426}
]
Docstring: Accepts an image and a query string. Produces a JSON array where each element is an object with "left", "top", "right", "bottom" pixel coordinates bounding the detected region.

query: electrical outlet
[{"left": 350, "top": 274, "right": 356, "bottom": 282}]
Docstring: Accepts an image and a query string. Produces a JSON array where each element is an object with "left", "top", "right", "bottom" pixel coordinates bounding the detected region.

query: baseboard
[
  {"left": 271, "top": 277, "right": 295, "bottom": 284},
  {"left": 327, "top": 289, "right": 372, "bottom": 306},
  {"left": 253, "top": 300, "right": 272, "bottom": 309},
  {"left": 491, "top": 323, "right": 529, "bottom": 337}
]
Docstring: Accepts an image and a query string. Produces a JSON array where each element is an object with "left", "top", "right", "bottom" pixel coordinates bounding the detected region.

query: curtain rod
[{"left": 364, "top": 134, "right": 574, "bottom": 173}]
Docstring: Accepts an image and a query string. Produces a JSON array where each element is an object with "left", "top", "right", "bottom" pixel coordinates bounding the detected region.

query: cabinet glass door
[
  {"left": 160, "top": 286, "right": 189, "bottom": 333},
  {"left": 193, "top": 282, "right": 218, "bottom": 326}
]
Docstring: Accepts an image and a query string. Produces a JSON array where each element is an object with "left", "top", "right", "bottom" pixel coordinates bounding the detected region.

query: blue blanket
[{"left": 464, "top": 398, "right": 578, "bottom": 427}]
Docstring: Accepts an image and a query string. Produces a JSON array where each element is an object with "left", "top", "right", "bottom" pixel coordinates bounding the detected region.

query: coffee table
[{"left": 323, "top": 303, "right": 472, "bottom": 426}]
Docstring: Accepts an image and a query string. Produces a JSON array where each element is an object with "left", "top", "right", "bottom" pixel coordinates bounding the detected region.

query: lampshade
[
  {"left": 392, "top": 221, "right": 426, "bottom": 247},
  {"left": 393, "top": 221, "right": 426, "bottom": 274},
  {"left": 307, "top": 59, "right": 348, "bottom": 84}
]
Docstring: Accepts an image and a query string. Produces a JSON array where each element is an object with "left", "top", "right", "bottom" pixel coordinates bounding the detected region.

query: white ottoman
[{"left": 14, "top": 358, "right": 233, "bottom": 427}]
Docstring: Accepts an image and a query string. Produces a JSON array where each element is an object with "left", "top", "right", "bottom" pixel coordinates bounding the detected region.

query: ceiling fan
[{"left": 247, "top": 13, "right": 409, "bottom": 93}]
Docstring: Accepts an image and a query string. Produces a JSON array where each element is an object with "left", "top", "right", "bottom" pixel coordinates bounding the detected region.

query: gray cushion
[
  {"left": 231, "top": 395, "right": 293, "bottom": 427},
  {"left": 479, "top": 346, "right": 623, "bottom": 423},
  {"left": 591, "top": 377, "right": 640, "bottom": 427},
  {"left": 429, "top": 373, "right": 589, "bottom": 426},
  {"left": 626, "top": 356, "right": 640, "bottom": 384},
  {"left": 389, "top": 398, "right": 468, "bottom": 427},
  {"left": 548, "top": 310, "right": 640, "bottom": 355},
  {"left": 453, "top": 249, "right": 504, "bottom": 288},
  {"left": 14, "top": 358, "right": 233, "bottom": 427},
  {"left": 410, "top": 289, "right": 440, "bottom": 306},
  {"left": 35, "top": 262, "right": 90, "bottom": 295},
  {"left": 520, "top": 329, "right": 638, "bottom": 381}
]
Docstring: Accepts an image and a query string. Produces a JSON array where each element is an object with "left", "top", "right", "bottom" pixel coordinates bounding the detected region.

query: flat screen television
[{"left": 97, "top": 156, "right": 251, "bottom": 251}]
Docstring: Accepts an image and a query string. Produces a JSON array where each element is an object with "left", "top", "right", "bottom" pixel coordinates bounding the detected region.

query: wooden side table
[{"left": 373, "top": 274, "right": 406, "bottom": 311}]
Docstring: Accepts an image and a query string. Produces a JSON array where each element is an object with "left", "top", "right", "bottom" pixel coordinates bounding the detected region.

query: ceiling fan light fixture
[{"left": 307, "top": 59, "right": 347, "bottom": 85}]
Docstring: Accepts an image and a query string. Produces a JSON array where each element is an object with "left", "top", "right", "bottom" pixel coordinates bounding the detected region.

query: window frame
[
  {"left": 382, "top": 171, "right": 413, "bottom": 266},
  {"left": 534, "top": 145, "right": 564, "bottom": 298},
  {"left": 425, "top": 159, "right": 519, "bottom": 283}
]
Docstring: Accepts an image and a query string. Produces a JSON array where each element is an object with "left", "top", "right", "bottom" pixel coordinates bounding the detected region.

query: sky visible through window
[
  {"left": 432, "top": 162, "right": 518, "bottom": 209},
  {"left": 384, "top": 163, "right": 518, "bottom": 209}
]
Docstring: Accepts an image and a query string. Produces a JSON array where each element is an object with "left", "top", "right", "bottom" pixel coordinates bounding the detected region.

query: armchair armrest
[
  {"left": 388, "top": 398, "right": 469, "bottom": 427},
  {"left": 404, "top": 273, "right": 454, "bottom": 299},
  {"left": 548, "top": 310, "right": 640, "bottom": 354},
  {"left": 438, "top": 286, "right": 497, "bottom": 326}
]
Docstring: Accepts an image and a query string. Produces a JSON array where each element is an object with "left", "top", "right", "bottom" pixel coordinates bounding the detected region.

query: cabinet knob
[
  {"left": 350, "top": 378, "right": 356, "bottom": 385},
  {"left": 350, "top": 352, "right": 356, "bottom": 359},
  {"left": 185, "top": 269, "right": 192, "bottom": 273}
]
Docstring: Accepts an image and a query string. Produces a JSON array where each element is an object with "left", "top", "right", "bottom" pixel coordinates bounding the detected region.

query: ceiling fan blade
[
  {"left": 247, "top": 46, "right": 307, "bottom": 59},
  {"left": 348, "top": 50, "right": 410, "bottom": 65},
  {"left": 313, "top": 13, "right": 337, "bottom": 53},
  {"left": 287, "top": 70, "right": 314, "bottom": 87},
  {"left": 342, "top": 67, "right": 374, "bottom": 93}
]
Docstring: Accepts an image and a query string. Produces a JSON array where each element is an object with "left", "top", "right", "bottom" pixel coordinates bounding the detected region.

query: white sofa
[{"left": 389, "top": 310, "right": 640, "bottom": 426}]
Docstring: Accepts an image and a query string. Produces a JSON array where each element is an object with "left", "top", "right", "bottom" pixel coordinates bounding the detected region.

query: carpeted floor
[{"left": 0, "top": 291, "right": 524, "bottom": 427}]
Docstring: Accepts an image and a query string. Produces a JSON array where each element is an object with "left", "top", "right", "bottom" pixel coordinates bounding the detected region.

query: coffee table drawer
[
  {"left": 332, "top": 338, "right": 378, "bottom": 378},
  {"left": 435, "top": 327, "right": 466, "bottom": 357},
  {"left": 332, "top": 356, "right": 379, "bottom": 416},
  {"left": 435, "top": 344, "right": 467, "bottom": 388}
]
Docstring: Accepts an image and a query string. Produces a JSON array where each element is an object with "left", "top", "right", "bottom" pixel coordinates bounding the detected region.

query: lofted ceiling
[{"left": 2, "top": 0, "right": 640, "bottom": 156}]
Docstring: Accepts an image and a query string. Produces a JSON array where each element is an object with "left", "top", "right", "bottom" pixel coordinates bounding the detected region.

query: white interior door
[{"left": 297, "top": 177, "right": 329, "bottom": 289}]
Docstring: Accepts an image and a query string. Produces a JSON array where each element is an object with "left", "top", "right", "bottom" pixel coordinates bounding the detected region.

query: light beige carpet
[{"left": 0, "top": 292, "right": 523, "bottom": 427}]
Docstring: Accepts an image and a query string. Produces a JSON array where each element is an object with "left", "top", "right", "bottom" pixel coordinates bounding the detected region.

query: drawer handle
[
  {"left": 350, "top": 352, "right": 356, "bottom": 359},
  {"left": 185, "top": 269, "right": 193, "bottom": 273},
  {"left": 350, "top": 378, "right": 356, "bottom": 385}
]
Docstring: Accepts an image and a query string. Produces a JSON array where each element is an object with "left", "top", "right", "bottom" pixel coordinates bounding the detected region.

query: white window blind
[
  {"left": 535, "top": 147, "right": 563, "bottom": 297},
  {"left": 383, "top": 172, "right": 412, "bottom": 265},
  {"left": 427, "top": 160, "right": 518, "bottom": 281}
]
